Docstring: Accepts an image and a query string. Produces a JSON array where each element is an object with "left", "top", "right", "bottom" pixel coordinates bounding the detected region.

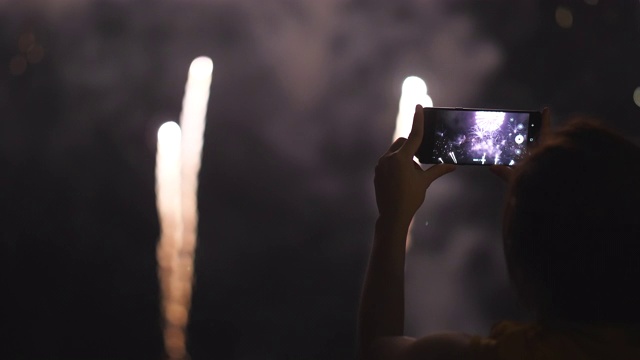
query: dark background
[{"left": 1, "top": 0, "right": 639, "bottom": 359}]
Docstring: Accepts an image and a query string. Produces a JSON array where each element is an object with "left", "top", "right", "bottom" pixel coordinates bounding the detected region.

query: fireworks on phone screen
[{"left": 431, "top": 111, "right": 530, "bottom": 165}]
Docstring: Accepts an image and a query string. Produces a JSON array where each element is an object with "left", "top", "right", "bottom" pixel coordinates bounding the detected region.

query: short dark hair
[{"left": 504, "top": 118, "right": 640, "bottom": 325}]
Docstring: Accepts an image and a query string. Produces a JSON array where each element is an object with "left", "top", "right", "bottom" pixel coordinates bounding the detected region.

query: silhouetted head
[{"left": 504, "top": 118, "right": 640, "bottom": 326}]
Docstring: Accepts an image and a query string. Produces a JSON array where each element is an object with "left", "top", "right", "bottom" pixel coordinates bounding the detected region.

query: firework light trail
[
  {"left": 156, "top": 56, "right": 213, "bottom": 360},
  {"left": 393, "top": 76, "right": 433, "bottom": 141},
  {"left": 394, "top": 76, "right": 432, "bottom": 251},
  {"left": 156, "top": 121, "right": 186, "bottom": 359}
]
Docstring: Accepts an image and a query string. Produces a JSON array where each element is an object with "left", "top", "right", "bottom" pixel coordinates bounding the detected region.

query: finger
[
  {"left": 385, "top": 137, "right": 407, "bottom": 155},
  {"left": 400, "top": 104, "right": 424, "bottom": 156},
  {"left": 489, "top": 165, "right": 512, "bottom": 183},
  {"left": 422, "top": 163, "right": 456, "bottom": 185}
]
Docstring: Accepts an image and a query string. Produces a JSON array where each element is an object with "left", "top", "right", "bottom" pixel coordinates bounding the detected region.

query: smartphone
[{"left": 415, "top": 107, "right": 542, "bottom": 166}]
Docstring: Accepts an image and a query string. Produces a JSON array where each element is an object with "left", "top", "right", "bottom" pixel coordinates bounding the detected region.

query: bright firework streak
[
  {"left": 394, "top": 76, "right": 433, "bottom": 252},
  {"left": 180, "top": 56, "right": 213, "bottom": 261},
  {"left": 157, "top": 56, "right": 213, "bottom": 360},
  {"left": 475, "top": 111, "right": 505, "bottom": 133},
  {"left": 448, "top": 152, "right": 457, "bottom": 164},
  {"left": 155, "top": 121, "right": 186, "bottom": 359},
  {"left": 177, "top": 56, "right": 213, "bottom": 360},
  {"left": 393, "top": 76, "right": 433, "bottom": 141}
]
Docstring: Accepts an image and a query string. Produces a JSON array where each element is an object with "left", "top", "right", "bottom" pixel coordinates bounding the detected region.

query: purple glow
[
  {"left": 475, "top": 111, "right": 505, "bottom": 132},
  {"left": 430, "top": 110, "right": 531, "bottom": 166}
]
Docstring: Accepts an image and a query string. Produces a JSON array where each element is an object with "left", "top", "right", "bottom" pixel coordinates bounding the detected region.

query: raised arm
[{"left": 358, "top": 105, "right": 456, "bottom": 360}]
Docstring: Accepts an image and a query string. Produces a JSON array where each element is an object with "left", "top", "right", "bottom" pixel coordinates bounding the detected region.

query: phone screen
[{"left": 416, "top": 108, "right": 542, "bottom": 165}]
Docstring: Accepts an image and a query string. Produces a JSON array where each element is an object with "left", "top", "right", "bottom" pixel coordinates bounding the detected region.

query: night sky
[{"left": 2, "top": 1, "right": 640, "bottom": 359}]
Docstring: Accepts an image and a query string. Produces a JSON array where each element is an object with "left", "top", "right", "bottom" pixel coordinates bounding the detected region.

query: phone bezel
[{"left": 416, "top": 107, "right": 543, "bottom": 165}]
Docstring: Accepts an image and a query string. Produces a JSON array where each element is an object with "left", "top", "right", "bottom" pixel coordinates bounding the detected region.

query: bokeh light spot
[
  {"left": 633, "top": 87, "right": 640, "bottom": 108},
  {"left": 555, "top": 6, "right": 573, "bottom": 29}
]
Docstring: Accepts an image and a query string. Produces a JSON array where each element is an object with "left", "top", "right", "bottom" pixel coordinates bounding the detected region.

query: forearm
[{"left": 358, "top": 215, "right": 411, "bottom": 359}]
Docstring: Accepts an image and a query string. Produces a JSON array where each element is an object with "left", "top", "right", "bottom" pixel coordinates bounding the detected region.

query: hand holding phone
[
  {"left": 375, "top": 106, "right": 456, "bottom": 223},
  {"left": 415, "top": 107, "right": 543, "bottom": 166}
]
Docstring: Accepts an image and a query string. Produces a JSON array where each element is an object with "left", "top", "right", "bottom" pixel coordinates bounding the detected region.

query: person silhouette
[{"left": 358, "top": 105, "right": 640, "bottom": 360}]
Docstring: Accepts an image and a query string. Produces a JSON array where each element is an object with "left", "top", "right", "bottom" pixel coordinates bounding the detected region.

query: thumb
[
  {"left": 422, "top": 164, "right": 456, "bottom": 185},
  {"left": 489, "top": 165, "right": 512, "bottom": 183}
]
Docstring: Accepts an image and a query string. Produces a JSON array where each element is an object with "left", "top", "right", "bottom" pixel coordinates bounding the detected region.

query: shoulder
[{"left": 369, "top": 332, "right": 493, "bottom": 360}]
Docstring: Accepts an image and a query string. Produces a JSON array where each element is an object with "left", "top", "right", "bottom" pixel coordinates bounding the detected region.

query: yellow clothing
[{"left": 469, "top": 321, "right": 640, "bottom": 360}]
